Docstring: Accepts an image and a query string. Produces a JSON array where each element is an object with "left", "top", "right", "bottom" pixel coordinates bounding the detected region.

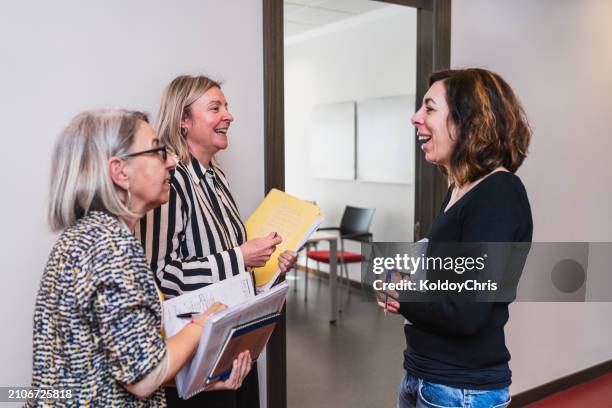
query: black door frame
[{"left": 262, "top": 1, "right": 451, "bottom": 407}]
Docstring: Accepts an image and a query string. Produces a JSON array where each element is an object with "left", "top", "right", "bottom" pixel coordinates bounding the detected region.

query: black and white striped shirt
[{"left": 136, "top": 156, "right": 247, "bottom": 298}]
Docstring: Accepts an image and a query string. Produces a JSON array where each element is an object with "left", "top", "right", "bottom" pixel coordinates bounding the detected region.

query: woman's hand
[
  {"left": 204, "top": 351, "right": 253, "bottom": 391},
  {"left": 162, "top": 302, "right": 228, "bottom": 386},
  {"left": 377, "top": 299, "right": 401, "bottom": 315},
  {"left": 192, "top": 302, "right": 227, "bottom": 327},
  {"left": 240, "top": 233, "right": 282, "bottom": 268},
  {"left": 278, "top": 250, "right": 298, "bottom": 274}
]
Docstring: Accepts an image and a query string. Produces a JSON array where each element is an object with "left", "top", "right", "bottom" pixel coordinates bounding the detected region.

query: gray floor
[{"left": 286, "top": 273, "right": 406, "bottom": 408}]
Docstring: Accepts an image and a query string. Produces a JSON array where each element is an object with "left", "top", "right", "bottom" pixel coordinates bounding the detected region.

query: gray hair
[{"left": 48, "top": 109, "right": 149, "bottom": 231}]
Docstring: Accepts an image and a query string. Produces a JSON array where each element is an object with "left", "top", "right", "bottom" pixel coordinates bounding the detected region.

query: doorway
[{"left": 263, "top": 1, "right": 450, "bottom": 407}]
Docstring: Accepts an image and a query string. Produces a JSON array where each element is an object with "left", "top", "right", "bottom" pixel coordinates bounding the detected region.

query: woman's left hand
[
  {"left": 204, "top": 351, "right": 252, "bottom": 391},
  {"left": 377, "top": 299, "right": 401, "bottom": 315},
  {"left": 278, "top": 250, "right": 298, "bottom": 274}
]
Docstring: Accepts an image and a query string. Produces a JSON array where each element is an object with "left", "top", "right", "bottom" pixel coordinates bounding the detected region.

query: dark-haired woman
[{"left": 381, "top": 68, "right": 533, "bottom": 408}]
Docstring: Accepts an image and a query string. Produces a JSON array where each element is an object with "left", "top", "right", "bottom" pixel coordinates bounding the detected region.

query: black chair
[{"left": 305, "top": 206, "right": 375, "bottom": 300}]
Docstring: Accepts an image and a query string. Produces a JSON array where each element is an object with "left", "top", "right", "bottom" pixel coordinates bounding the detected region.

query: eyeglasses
[{"left": 120, "top": 145, "right": 168, "bottom": 161}]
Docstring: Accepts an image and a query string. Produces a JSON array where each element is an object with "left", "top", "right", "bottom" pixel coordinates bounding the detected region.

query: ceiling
[{"left": 284, "top": 0, "right": 389, "bottom": 38}]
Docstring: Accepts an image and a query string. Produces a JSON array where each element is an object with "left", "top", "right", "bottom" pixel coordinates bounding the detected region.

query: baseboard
[{"left": 510, "top": 359, "right": 612, "bottom": 407}]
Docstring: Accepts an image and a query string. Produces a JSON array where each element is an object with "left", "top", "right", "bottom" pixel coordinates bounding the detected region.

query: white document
[
  {"left": 163, "top": 272, "right": 254, "bottom": 339},
  {"left": 177, "top": 281, "right": 289, "bottom": 399}
]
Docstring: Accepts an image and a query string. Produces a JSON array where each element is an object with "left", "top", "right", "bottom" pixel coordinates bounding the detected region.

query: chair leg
[
  {"left": 337, "top": 260, "right": 341, "bottom": 314},
  {"left": 304, "top": 256, "right": 309, "bottom": 300},
  {"left": 338, "top": 238, "right": 351, "bottom": 297},
  {"left": 293, "top": 260, "right": 298, "bottom": 293},
  {"left": 343, "top": 262, "right": 351, "bottom": 294}
]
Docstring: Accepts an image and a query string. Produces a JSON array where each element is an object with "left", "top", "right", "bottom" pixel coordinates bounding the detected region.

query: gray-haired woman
[{"left": 28, "top": 109, "right": 251, "bottom": 407}]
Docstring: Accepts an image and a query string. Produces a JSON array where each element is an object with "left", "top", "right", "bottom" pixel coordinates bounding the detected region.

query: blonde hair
[
  {"left": 156, "top": 75, "right": 221, "bottom": 164},
  {"left": 48, "top": 109, "right": 148, "bottom": 231}
]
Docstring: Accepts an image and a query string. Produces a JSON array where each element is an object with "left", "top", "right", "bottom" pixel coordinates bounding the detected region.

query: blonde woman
[
  {"left": 137, "top": 75, "right": 297, "bottom": 407},
  {"left": 29, "top": 109, "right": 251, "bottom": 407}
]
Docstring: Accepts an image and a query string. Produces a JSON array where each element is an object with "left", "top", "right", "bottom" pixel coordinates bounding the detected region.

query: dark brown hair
[{"left": 429, "top": 68, "right": 531, "bottom": 187}]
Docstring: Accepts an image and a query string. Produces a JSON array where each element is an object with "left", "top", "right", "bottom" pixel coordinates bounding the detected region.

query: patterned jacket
[{"left": 28, "top": 211, "right": 166, "bottom": 407}]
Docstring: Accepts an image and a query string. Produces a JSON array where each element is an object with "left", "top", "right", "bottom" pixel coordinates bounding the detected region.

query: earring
[
  {"left": 180, "top": 127, "right": 187, "bottom": 137},
  {"left": 124, "top": 188, "right": 132, "bottom": 208}
]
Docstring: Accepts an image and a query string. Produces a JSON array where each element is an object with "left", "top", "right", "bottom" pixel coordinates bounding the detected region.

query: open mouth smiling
[{"left": 214, "top": 127, "right": 228, "bottom": 136}]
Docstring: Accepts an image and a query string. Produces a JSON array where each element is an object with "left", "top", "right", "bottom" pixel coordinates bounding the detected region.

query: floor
[
  {"left": 285, "top": 273, "right": 612, "bottom": 408},
  {"left": 524, "top": 373, "right": 612, "bottom": 408},
  {"left": 286, "top": 273, "right": 406, "bottom": 408}
]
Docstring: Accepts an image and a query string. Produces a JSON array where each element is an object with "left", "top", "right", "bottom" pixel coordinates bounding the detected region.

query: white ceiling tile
[
  {"left": 284, "top": 0, "right": 325, "bottom": 6},
  {"left": 284, "top": 21, "right": 315, "bottom": 37},
  {"left": 284, "top": 3, "right": 305, "bottom": 19},
  {"left": 284, "top": 0, "right": 391, "bottom": 36},
  {"left": 286, "top": 6, "right": 352, "bottom": 26},
  {"left": 320, "top": 0, "right": 389, "bottom": 14}
]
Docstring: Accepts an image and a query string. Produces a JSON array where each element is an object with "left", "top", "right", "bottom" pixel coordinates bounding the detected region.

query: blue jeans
[{"left": 397, "top": 372, "right": 511, "bottom": 408}]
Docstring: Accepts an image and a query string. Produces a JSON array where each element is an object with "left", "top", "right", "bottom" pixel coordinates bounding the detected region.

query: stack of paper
[
  {"left": 245, "top": 189, "right": 323, "bottom": 291},
  {"left": 162, "top": 273, "right": 255, "bottom": 339},
  {"left": 163, "top": 276, "right": 289, "bottom": 399}
]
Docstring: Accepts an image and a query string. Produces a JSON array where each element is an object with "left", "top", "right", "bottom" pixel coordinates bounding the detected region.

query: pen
[
  {"left": 384, "top": 269, "right": 392, "bottom": 316},
  {"left": 176, "top": 312, "right": 199, "bottom": 319}
]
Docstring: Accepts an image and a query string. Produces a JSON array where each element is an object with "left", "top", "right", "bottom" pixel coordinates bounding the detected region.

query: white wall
[
  {"left": 285, "top": 6, "right": 417, "bottom": 279},
  {"left": 0, "top": 0, "right": 264, "bottom": 399},
  {"left": 452, "top": 0, "right": 612, "bottom": 394}
]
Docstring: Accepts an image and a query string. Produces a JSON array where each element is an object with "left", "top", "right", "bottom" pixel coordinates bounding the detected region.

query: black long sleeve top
[{"left": 401, "top": 171, "right": 533, "bottom": 390}]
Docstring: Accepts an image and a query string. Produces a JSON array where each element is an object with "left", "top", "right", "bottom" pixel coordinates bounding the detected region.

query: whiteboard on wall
[
  {"left": 356, "top": 95, "right": 415, "bottom": 184},
  {"left": 309, "top": 101, "right": 355, "bottom": 180}
]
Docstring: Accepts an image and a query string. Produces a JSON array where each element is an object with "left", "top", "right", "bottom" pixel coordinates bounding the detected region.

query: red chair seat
[{"left": 306, "top": 250, "right": 364, "bottom": 264}]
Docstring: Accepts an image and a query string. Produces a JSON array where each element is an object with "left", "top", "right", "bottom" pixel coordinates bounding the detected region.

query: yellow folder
[{"left": 245, "top": 189, "right": 322, "bottom": 290}]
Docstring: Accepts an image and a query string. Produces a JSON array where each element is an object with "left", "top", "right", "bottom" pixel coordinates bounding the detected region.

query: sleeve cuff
[{"left": 234, "top": 246, "right": 246, "bottom": 272}]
